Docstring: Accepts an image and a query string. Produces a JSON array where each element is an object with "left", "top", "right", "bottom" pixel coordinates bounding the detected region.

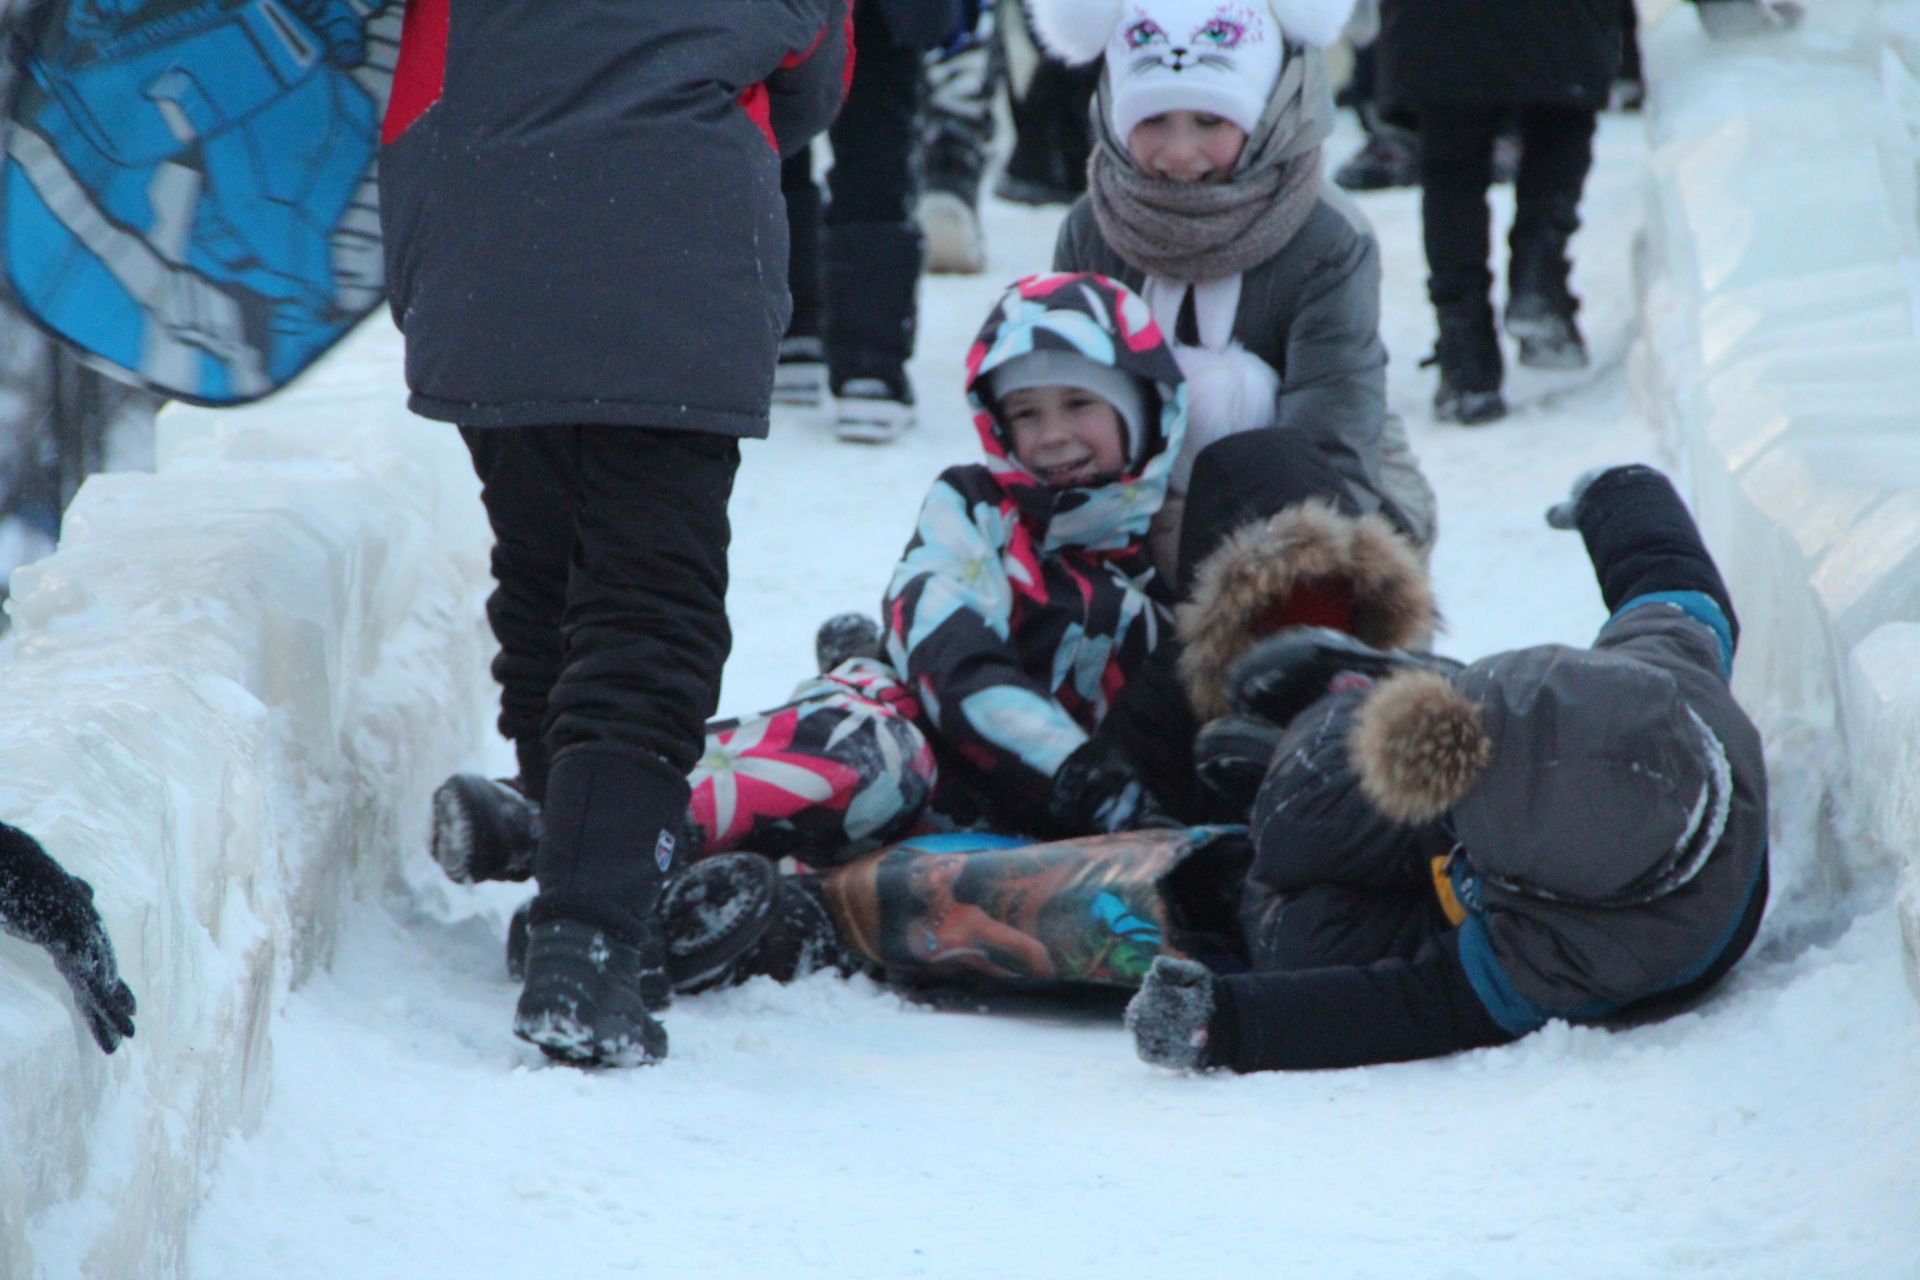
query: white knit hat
[{"left": 1028, "top": 0, "right": 1357, "bottom": 138}]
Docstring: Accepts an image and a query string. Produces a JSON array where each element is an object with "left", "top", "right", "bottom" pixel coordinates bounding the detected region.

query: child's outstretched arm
[
  {"left": 1127, "top": 941, "right": 1514, "bottom": 1073},
  {"left": 1549, "top": 465, "right": 1739, "bottom": 669}
]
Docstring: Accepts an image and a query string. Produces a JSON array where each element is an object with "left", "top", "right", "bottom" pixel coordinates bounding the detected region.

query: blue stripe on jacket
[{"left": 1612, "top": 590, "right": 1735, "bottom": 676}]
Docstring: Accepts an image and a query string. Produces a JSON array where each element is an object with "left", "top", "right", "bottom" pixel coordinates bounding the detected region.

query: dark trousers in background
[
  {"left": 459, "top": 425, "right": 739, "bottom": 801},
  {"left": 1417, "top": 101, "right": 1597, "bottom": 312},
  {"left": 784, "top": 0, "right": 924, "bottom": 391}
]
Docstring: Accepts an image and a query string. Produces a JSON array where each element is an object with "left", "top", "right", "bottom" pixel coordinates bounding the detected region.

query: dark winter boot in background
[
  {"left": 431, "top": 774, "right": 540, "bottom": 883},
  {"left": 815, "top": 611, "right": 885, "bottom": 674},
  {"left": 777, "top": 154, "right": 829, "bottom": 408},
  {"left": 919, "top": 22, "right": 997, "bottom": 275},
  {"left": 1505, "top": 233, "right": 1589, "bottom": 371},
  {"left": 1334, "top": 106, "right": 1420, "bottom": 192},
  {"left": 824, "top": 221, "right": 921, "bottom": 443},
  {"left": 513, "top": 743, "right": 686, "bottom": 1067},
  {"left": 1426, "top": 302, "right": 1507, "bottom": 425},
  {"left": 993, "top": 0, "right": 1097, "bottom": 207},
  {"left": 776, "top": 335, "right": 829, "bottom": 409}
]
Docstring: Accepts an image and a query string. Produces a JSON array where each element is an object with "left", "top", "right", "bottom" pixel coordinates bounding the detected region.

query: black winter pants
[
  {"left": 460, "top": 425, "right": 739, "bottom": 799},
  {"left": 1418, "top": 102, "right": 1597, "bottom": 311},
  {"left": 784, "top": 0, "right": 923, "bottom": 386}
]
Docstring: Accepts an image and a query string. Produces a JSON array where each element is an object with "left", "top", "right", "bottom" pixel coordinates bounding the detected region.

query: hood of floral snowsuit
[{"left": 964, "top": 272, "right": 1187, "bottom": 556}]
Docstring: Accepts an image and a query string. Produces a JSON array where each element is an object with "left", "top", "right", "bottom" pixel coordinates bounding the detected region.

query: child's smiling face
[
  {"left": 1126, "top": 110, "right": 1249, "bottom": 182},
  {"left": 1000, "top": 385, "right": 1129, "bottom": 488}
]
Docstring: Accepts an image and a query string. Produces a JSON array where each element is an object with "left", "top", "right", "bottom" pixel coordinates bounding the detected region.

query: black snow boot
[
  {"left": 430, "top": 774, "right": 540, "bottom": 884},
  {"left": 513, "top": 743, "right": 685, "bottom": 1067},
  {"left": 730, "top": 872, "right": 862, "bottom": 985},
  {"left": 1333, "top": 106, "right": 1420, "bottom": 192},
  {"left": 1426, "top": 303, "right": 1507, "bottom": 425},
  {"left": 1226, "top": 626, "right": 1464, "bottom": 730},
  {"left": 1505, "top": 241, "right": 1588, "bottom": 371},
  {"left": 657, "top": 852, "right": 787, "bottom": 994},
  {"left": 815, "top": 611, "right": 884, "bottom": 674}
]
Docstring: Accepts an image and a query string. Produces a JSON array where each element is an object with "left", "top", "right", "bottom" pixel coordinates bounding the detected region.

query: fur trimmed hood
[
  {"left": 1176, "top": 500, "right": 1435, "bottom": 719},
  {"left": 1349, "top": 669, "right": 1488, "bottom": 824}
]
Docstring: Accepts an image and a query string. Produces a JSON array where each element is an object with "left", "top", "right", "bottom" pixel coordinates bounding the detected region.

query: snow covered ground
[{"left": 160, "top": 110, "right": 1920, "bottom": 1280}]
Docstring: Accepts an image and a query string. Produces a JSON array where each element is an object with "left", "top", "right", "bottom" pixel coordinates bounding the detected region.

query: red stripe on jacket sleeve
[{"left": 382, "top": 0, "right": 450, "bottom": 145}]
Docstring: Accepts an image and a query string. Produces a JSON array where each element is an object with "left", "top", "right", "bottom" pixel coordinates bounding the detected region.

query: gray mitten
[{"left": 1124, "top": 956, "right": 1220, "bottom": 1071}]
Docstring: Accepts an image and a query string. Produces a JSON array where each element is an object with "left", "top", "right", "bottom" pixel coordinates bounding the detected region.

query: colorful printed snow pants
[{"left": 687, "top": 659, "right": 937, "bottom": 867}]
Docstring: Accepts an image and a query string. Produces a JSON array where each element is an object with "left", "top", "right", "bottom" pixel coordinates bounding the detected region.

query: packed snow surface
[{"left": 174, "top": 116, "right": 1919, "bottom": 1278}]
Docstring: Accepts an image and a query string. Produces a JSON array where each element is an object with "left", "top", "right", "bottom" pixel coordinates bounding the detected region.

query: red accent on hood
[{"left": 381, "top": 0, "right": 449, "bottom": 146}]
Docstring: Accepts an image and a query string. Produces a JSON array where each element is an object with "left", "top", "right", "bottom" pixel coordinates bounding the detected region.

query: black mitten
[
  {"left": 1042, "top": 738, "right": 1179, "bottom": 838},
  {"left": 1124, "top": 956, "right": 1224, "bottom": 1070},
  {"left": 0, "top": 824, "right": 138, "bottom": 1054}
]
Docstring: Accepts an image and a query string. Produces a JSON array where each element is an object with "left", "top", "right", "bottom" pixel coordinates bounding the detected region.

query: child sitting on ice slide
[{"left": 1124, "top": 465, "right": 1771, "bottom": 1072}]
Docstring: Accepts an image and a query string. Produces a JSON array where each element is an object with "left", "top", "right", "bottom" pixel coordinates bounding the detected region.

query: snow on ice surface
[{"left": 177, "top": 115, "right": 1920, "bottom": 1278}]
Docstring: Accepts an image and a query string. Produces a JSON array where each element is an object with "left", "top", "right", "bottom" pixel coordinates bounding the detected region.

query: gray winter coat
[
  {"left": 380, "top": 0, "right": 851, "bottom": 435},
  {"left": 1450, "top": 601, "right": 1770, "bottom": 1030},
  {"left": 1053, "top": 192, "right": 1437, "bottom": 549}
]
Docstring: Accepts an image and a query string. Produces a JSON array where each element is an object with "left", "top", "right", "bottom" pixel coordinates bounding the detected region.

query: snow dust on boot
[
  {"left": 658, "top": 852, "right": 786, "bottom": 994},
  {"left": 815, "top": 611, "right": 885, "bottom": 674},
  {"left": 919, "top": 17, "right": 997, "bottom": 274},
  {"left": 513, "top": 743, "right": 683, "bottom": 1067},
  {"left": 818, "top": 827, "right": 1249, "bottom": 989},
  {"left": 1505, "top": 221, "right": 1589, "bottom": 371},
  {"left": 1426, "top": 302, "right": 1507, "bottom": 424},
  {"left": 1175, "top": 499, "right": 1439, "bottom": 723},
  {"left": 824, "top": 221, "right": 921, "bottom": 443},
  {"left": 431, "top": 774, "right": 540, "bottom": 884},
  {"left": 776, "top": 335, "right": 829, "bottom": 408}
]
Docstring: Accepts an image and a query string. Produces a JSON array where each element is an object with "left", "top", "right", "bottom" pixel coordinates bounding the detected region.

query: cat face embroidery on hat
[{"left": 1107, "top": 1, "right": 1283, "bottom": 139}]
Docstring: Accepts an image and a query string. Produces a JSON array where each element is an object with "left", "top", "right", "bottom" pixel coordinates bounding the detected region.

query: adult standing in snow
[
  {"left": 379, "top": 0, "right": 852, "bottom": 1068},
  {"left": 1376, "top": 0, "right": 1621, "bottom": 424}
]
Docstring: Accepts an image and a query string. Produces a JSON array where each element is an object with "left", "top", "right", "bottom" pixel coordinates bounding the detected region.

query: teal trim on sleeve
[
  {"left": 1455, "top": 916, "right": 1551, "bottom": 1037},
  {"left": 1614, "top": 591, "right": 1734, "bottom": 676}
]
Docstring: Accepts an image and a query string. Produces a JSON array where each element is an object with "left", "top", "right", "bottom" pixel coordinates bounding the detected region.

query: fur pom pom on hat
[
  {"left": 1349, "top": 670, "right": 1491, "bottom": 824},
  {"left": 1028, "top": 0, "right": 1362, "bottom": 63},
  {"left": 1177, "top": 500, "right": 1436, "bottom": 719}
]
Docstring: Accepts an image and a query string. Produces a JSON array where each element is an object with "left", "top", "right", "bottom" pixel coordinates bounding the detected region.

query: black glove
[
  {"left": 1695, "top": 0, "right": 1804, "bottom": 38},
  {"left": 1124, "top": 956, "right": 1222, "bottom": 1070},
  {"left": 1545, "top": 463, "right": 1667, "bottom": 530},
  {"left": 1043, "top": 738, "right": 1181, "bottom": 838},
  {"left": 0, "top": 824, "right": 138, "bottom": 1054}
]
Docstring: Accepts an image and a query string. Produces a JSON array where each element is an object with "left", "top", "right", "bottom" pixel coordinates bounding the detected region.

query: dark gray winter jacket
[
  {"left": 1053, "top": 193, "right": 1435, "bottom": 548},
  {"left": 379, "top": 0, "right": 851, "bottom": 435},
  {"left": 1376, "top": 0, "right": 1622, "bottom": 110},
  {"left": 1448, "top": 599, "right": 1769, "bottom": 1032}
]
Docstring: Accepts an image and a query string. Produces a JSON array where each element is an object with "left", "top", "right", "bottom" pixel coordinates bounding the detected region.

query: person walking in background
[
  {"left": 1377, "top": 0, "right": 1620, "bottom": 425},
  {"left": 993, "top": 0, "right": 1102, "bottom": 206},
  {"left": 919, "top": 2, "right": 999, "bottom": 274},
  {"left": 379, "top": 0, "right": 851, "bottom": 1068},
  {"left": 779, "top": 0, "right": 965, "bottom": 444}
]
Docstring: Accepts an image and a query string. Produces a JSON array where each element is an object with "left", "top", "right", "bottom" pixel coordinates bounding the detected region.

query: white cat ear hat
[{"left": 1029, "top": 0, "right": 1357, "bottom": 139}]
